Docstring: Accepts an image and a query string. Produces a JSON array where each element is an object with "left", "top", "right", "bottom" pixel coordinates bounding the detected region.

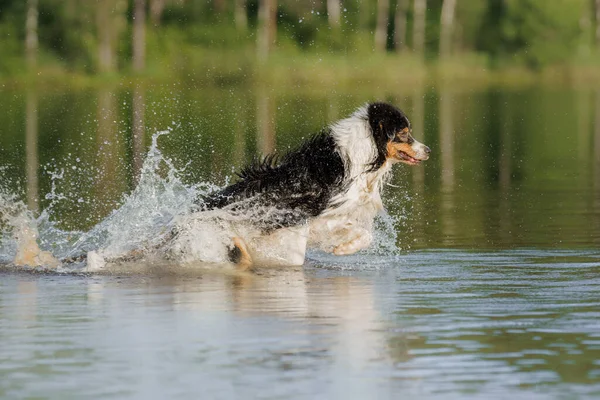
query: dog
[
  {"left": 196, "top": 102, "right": 430, "bottom": 269},
  {"left": 9, "top": 102, "right": 429, "bottom": 271}
]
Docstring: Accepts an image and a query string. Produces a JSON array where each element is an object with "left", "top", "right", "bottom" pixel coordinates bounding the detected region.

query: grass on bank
[{"left": 4, "top": 21, "right": 600, "bottom": 91}]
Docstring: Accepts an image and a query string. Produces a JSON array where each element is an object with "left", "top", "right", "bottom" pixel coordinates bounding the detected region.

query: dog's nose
[{"left": 424, "top": 146, "right": 431, "bottom": 154}]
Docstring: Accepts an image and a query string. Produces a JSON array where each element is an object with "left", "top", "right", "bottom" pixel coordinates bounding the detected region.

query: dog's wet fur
[{"left": 198, "top": 102, "right": 430, "bottom": 269}]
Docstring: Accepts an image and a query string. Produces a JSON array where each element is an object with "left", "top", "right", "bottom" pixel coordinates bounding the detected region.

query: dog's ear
[{"left": 379, "top": 119, "right": 396, "bottom": 140}]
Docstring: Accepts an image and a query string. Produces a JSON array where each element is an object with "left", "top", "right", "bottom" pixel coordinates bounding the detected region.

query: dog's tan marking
[
  {"left": 387, "top": 142, "right": 418, "bottom": 160},
  {"left": 232, "top": 237, "right": 253, "bottom": 271}
]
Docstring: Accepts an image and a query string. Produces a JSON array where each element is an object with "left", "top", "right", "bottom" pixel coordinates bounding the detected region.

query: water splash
[
  {"left": 1, "top": 129, "right": 411, "bottom": 272},
  {"left": 1, "top": 130, "right": 209, "bottom": 271}
]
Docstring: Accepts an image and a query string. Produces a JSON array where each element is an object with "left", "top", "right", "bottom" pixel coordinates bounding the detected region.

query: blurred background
[
  {"left": 1, "top": 0, "right": 600, "bottom": 250},
  {"left": 2, "top": 0, "right": 600, "bottom": 82}
]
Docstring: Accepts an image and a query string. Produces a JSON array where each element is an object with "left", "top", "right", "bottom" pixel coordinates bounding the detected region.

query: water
[{"left": 1, "top": 84, "right": 600, "bottom": 398}]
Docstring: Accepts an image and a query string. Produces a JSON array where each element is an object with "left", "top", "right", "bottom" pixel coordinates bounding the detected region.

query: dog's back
[{"left": 199, "top": 131, "right": 346, "bottom": 232}]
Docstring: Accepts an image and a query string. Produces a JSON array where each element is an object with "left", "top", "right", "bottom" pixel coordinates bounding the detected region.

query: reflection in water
[
  {"left": 3, "top": 85, "right": 600, "bottom": 251},
  {"left": 439, "top": 90, "right": 455, "bottom": 189},
  {"left": 406, "top": 89, "right": 426, "bottom": 247},
  {"left": 25, "top": 90, "right": 39, "bottom": 213},
  {"left": 132, "top": 84, "right": 145, "bottom": 183},
  {"left": 256, "top": 87, "right": 275, "bottom": 154},
  {"left": 497, "top": 96, "right": 513, "bottom": 244},
  {"left": 439, "top": 89, "right": 456, "bottom": 245},
  {"left": 578, "top": 90, "right": 596, "bottom": 163},
  {"left": 595, "top": 91, "right": 600, "bottom": 201},
  {"left": 411, "top": 89, "right": 425, "bottom": 187},
  {"left": 233, "top": 98, "right": 247, "bottom": 169},
  {"left": 327, "top": 96, "right": 340, "bottom": 127},
  {"left": 96, "top": 89, "right": 127, "bottom": 215}
]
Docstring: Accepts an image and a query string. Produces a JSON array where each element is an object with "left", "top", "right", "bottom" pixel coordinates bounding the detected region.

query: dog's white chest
[{"left": 308, "top": 170, "right": 386, "bottom": 251}]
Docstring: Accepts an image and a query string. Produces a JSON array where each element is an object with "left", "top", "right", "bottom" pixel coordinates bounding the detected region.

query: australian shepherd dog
[
  {"left": 10, "top": 102, "right": 429, "bottom": 271},
  {"left": 195, "top": 102, "right": 431, "bottom": 270}
]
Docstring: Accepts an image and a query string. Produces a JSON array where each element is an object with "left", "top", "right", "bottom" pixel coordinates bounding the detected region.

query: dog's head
[{"left": 367, "top": 102, "right": 430, "bottom": 167}]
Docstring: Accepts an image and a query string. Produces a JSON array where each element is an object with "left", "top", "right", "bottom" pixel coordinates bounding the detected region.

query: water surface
[{"left": 1, "top": 84, "right": 600, "bottom": 398}]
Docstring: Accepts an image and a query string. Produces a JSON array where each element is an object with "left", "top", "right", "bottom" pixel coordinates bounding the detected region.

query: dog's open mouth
[{"left": 397, "top": 151, "right": 422, "bottom": 165}]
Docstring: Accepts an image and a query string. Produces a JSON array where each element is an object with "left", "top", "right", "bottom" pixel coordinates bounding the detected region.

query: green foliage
[
  {"left": 38, "top": 1, "right": 97, "bottom": 72},
  {"left": 0, "top": 21, "right": 24, "bottom": 76},
  {"left": 478, "top": 0, "right": 587, "bottom": 68},
  {"left": 0, "top": 0, "right": 598, "bottom": 80}
]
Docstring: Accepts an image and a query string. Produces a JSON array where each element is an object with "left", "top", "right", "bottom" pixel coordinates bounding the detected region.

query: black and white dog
[{"left": 197, "top": 102, "right": 430, "bottom": 269}]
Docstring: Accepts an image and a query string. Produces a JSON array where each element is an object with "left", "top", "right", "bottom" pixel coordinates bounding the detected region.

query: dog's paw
[
  {"left": 333, "top": 232, "right": 372, "bottom": 256},
  {"left": 229, "top": 237, "right": 253, "bottom": 270}
]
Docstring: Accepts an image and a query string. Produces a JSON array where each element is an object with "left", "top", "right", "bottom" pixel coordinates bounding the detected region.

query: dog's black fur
[{"left": 200, "top": 131, "right": 345, "bottom": 231}]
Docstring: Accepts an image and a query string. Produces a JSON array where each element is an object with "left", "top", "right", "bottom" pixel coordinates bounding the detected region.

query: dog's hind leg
[{"left": 229, "top": 237, "right": 253, "bottom": 271}]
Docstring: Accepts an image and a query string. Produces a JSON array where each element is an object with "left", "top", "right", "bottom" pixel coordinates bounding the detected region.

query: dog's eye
[{"left": 393, "top": 130, "right": 408, "bottom": 142}]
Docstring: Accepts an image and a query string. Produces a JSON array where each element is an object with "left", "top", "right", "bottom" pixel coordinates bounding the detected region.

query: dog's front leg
[
  {"left": 229, "top": 237, "right": 253, "bottom": 271},
  {"left": 332, "top": 228, "right": 372, "bottom": 256}
]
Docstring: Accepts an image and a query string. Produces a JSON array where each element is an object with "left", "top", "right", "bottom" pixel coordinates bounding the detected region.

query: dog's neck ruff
[
  {"left": 330, "top": 105, "right": 378, "bottom": 180},
  {"left": 330, "top": 104, "right": 391, "bottom": 184},
  {"left": 324, "top": 105, "right": 391, "bottom": 217}
]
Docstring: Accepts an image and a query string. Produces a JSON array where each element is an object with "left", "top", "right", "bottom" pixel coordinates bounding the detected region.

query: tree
[
  {"left": 413, "top": 0, "right": 427, "bottom": 58},
  {"left": 214, "top": 0, "right": 226, "bottom": 13},
  {"left": 25, "top": 90, "right": 39, "bottom": 212},
  {"left": 132, "top": 84, "right": 145, "bottom": 182},
  {"left": 25, "top": 0, "right": 38, "bottom": 70},
  {"left": 327, "top": 0, "right": 341, "bottom": 28},
  {"left": 132, "top": 0, "right": 146, "bottom": 72},
  {"left": 150, "top": 0, "right": 166, "bottom": 26},
  {"left": 478, "top": 0, "right": 586, "bottom": 68},
  {"left": 257, "top": 0, "right": 277, "bottom": 61},
  {"left": 394, "top": 0, "right": 409, "bottom": 52},
  {"left": 596, "top": 0, "right": 600, "bottom": 49},
  {"left": 234, "top": 0, "right": 248, "bottom": 31},
  {"left": 375, "top": 0, "right": 390, "bottom": 52},
  {"left": 439, "top": 0, "right": 457, "bottom": 58},
  {"left": 96, "top": 0, "right": 127, "bottom": 73}
]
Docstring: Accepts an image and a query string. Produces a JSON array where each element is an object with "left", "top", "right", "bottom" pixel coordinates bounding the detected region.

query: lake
[{"left": 1, "top": 82, "right": 599, "bottom": 398}]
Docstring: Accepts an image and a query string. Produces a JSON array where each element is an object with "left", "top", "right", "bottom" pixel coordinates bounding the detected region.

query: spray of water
[{"left": 1, "top": 129, "right": 408, "bottom": 272}]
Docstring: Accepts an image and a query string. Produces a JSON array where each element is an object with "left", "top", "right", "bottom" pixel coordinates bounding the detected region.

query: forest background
[{"left": 2, "top": 0, "right": 600, "bottom": 88}]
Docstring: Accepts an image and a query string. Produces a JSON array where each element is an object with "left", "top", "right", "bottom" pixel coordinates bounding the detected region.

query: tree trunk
[
  {"left": 413, "top": 0, "right": 427, "bottom": 58},
  {"left": 327, "top": 0, "right": 341, "bottom": 28},
  {"left": 132, "top": 84, "right": 145, "bottom": 183},
  {"left": 97, "top": 0, "right": 126, "bottom": 73},
  {"left": 257, "top": 0, "right": 277, "bottom": 62},
  {"left": 133, "top": 0, "right": 146, "bottom": 72},
  {"left": 150, "top": 0, "right": 166, "bottom": 26},
  {"left": 97, "top": 4, "right": 114, "bottom": 73},
  {"left": 439, "top": 0, "right": 457, "bottom": 58},
  {"left": 257, "top": 88, "right": 275, "bottom": 155},
  {"left": 25, "top": 0, "right": 38, "bottom": 70},
  {"left": 439, "top": 90, "right": 454, "bottom": 189},
  {"left": 214, "top": 0, "right": 226, "bottom": 13},
  {"left": 595, "top": 91, "right": 600, "bottom": 197},
  {"left": 234, "top": 0, "right": 248, "bottom": 31},
  {"left": 596, "top": 0, "right": 600, "bottom": 49},
  {"left": 394, "top": 0, "right": 408, "bottom": 52},
  {"left": 375, "top": 0, "right": 390, "bottom": 52},
  {"left": 359, "top": 0, "right": 370, "bottom": 29},
  {"left": 25, "top": 90, "right": 39, "bottom": 213},
  {"left": 96, "top": 89, "right": 126, "bottom": 212}
]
